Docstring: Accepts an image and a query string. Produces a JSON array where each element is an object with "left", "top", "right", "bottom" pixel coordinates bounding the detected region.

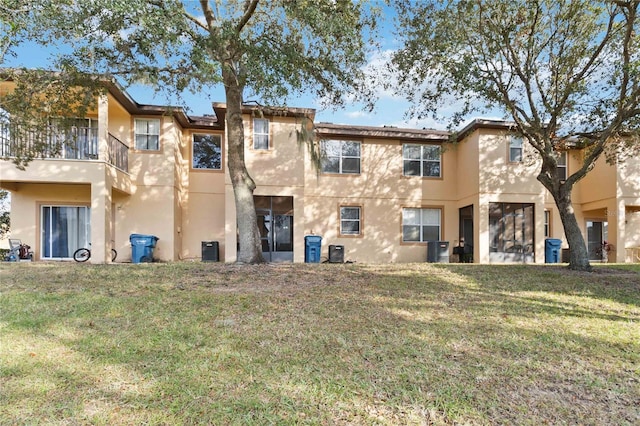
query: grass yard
[{"left": 0, "top": 262, "right": 638, "bottom": 425}]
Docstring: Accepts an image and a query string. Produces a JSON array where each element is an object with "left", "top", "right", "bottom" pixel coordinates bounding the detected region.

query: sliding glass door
[
  {"left": 489, "top": 202, "right": 535, "bottom": 263},
  {"left": 587, "top": 220, "right": 608, "bottom": 261},
  {"left": 41, "top": 206, "right": 90, "bottom": 259}
]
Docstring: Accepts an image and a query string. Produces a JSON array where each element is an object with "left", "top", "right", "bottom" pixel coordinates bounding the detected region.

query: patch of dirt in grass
[{"left": 176, "top": 263, "right": 377, "bottom": 293}]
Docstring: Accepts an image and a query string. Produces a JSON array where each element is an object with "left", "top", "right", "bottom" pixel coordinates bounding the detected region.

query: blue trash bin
[
  {"left": 545, "top": 238, "right": 562, "bottom": 263},
  {"left": 304, "top": 235, "right": 322, "bottom": 263},
  {"left": 130, "top": 234, "right": 159, "bottom": 263}
]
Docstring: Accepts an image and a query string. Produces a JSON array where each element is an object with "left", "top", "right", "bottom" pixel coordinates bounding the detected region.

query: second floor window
[
  {"left": 135, "top": 118, "right": 160, "bottom": 150},
  {"left": 321, "top": 140, "right": 361, "bottom": 174},
  {"left": 340, "top": 206, "right": 361, "bottom": 235},
  {"left": 557, "top": 151, "right": 567, "bottom": 181},
  {"left": 192, "top": 134, "right": 222, "bottom": 170},
  {"left": 403, "top": 144, "right": 441, "bottom": 177},
  {"left": 402, "top": 208, "right": 441, "bottom": 242},
  {"left": 509, "top": 135, "right": 523, "bottom": 162},
  {"left": 253, "top": 118, "right": 269, "bottom": 150}
]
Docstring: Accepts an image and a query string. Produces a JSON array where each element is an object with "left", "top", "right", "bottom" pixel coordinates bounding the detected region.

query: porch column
[
  {"left": 611, "top": 199, "right": 626, "bottom": 263},
  {"left": 91, "top": 177, "right": 113, "bottom": 263},
  {"left": 476, "top": 195, "right": 490, "bottom": 263},
  {"left": 97, "top": 94, "right": 109, "bottom": 161}
]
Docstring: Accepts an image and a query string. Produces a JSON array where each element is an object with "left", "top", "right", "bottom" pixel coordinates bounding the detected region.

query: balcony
[{"left": 0, "top": 123, "right": 128, "bottom": 172}]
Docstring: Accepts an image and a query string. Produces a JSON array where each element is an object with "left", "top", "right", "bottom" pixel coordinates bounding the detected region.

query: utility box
[
  {"left": 202, "top": 241, "right": 219, "bottom": 262},
  {"left": 130, "top": 234, "right": 159, "bottom": 263},
  {"left": 304, "top": 235, "right": 322, "bottom": 263},
  {"left": 427, "top": 241, "right": 450, "bottom": 263},
  {"left": 328, "top": 245, "right": 344, "bottom": 263},
  {"left": 545, "top": 238, "right": 562, "bottom": 263}
]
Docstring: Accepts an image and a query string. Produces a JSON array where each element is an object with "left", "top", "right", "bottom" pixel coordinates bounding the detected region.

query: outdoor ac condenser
[{"left": 328, "top": 245, "right": 344, "bottom": 263}]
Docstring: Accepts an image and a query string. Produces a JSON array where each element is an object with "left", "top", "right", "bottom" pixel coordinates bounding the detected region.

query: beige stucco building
[{"left": 1, "top": 81, "right": 639, "bottom": 264}]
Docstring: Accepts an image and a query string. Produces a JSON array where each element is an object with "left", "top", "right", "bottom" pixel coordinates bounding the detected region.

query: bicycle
[{"left": 73, "top": 244, "right": 117, "bottom": 262}]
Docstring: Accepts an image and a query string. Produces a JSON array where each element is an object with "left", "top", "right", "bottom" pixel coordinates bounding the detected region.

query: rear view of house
[{"left": 1, "top": 78, "right": 639, "bottom": 264}]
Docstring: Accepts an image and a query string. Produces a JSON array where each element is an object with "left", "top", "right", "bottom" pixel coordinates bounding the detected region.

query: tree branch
[
  {"left": 199, "top": 0, "right": 216, "bottom": 30},
  {"left": 236, "top": 0, "right": 259, "bottom": 33}
]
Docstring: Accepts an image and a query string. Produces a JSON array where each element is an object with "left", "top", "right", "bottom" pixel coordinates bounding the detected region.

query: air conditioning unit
[
  {"left": 202, "top": 241, "right": 219, "bottom": 262},
  {"left": 427, "top": 241, "right": 450, "bottom": 263},
  {"left": 328, "top": 245, "right": 344, "bottom": 263}
]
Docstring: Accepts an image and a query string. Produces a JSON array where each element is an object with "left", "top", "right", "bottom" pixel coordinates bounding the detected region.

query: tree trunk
[
  {"left": 222, "top": 67, "right": 265, "bottom": 264},
  {"left": 554, "top": 189, "right": 591, "bottom": 271}
]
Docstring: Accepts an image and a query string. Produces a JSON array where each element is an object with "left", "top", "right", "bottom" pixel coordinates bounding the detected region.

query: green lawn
[{"left": 1, "top": 262, "right": 638, "bottom": 425}]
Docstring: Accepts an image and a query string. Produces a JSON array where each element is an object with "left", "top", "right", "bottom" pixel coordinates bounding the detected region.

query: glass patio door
[
  {"left": 587, "top": 220, "right": 608, "bottom": 261},
  {"left": 41, "top": 206, "right": 90, "bottom": 259},
  {"left": 255, "top": 196, "right": 294, "bottom": 262}
]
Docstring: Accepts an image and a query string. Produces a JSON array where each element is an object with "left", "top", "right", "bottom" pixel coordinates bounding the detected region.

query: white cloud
[{"left": 344, "top": 110, "right": 370, "bottom": 119}]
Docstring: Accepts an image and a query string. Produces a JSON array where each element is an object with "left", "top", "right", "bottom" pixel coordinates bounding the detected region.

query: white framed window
[
  {"left": 557, "top": 151, "right": 567, "bottom": 181},
  {"left": 253, "top": 118, "right": 269, "bottom": 150},
  {"left": 134, "top": 118, "right": 160, "bottom": 150},
  {"left": 340, "top": 206, "right": 361, "bottom": 235},
  {"left": 192, "top": 134, "right": 222, "bottom": 170},
  {"left": 321, "top": 140, "right": 361, "bottom": 174},
  {"left": 509, "top": 135, "right": 523, "bottom": 162},
  {"left": 403, "top": 144, "right": 441, "bottom": 177},
  {"left": 402, "top": 208, "right": 441, "bottom": 242}
]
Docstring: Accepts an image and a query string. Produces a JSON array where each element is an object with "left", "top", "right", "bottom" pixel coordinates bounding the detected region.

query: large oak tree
[
  {"left": 392, "top": 0, "right": 640, "bottom": 270},
  {"left": 1, "top": 0, "right": 378, "bottom": 263}
]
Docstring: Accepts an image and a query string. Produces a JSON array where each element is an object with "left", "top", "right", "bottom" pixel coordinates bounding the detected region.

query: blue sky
[{"left": 2, "top": 5, "right": 502, "bottom": 131}]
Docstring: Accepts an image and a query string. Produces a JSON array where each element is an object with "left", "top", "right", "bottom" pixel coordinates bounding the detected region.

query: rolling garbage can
[
  {"left": 304, "top": 235, "right": 322, "bottom": 263},
  {"left": 130, "top": 234, "right": 159, "bottom": 263},
  {"left": 545, "top": 238, "right": 562, "bottom": 263}
]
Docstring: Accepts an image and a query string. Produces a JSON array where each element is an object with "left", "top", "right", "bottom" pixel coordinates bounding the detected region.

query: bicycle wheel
[
  {"left": 73, "top": 248, "right": 91, "bottom": 262},
  {"left": 111, "top": 249, "right": 117, "bottom": 262}
]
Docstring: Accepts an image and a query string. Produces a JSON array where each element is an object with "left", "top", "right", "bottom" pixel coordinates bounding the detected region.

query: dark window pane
[
  {"left": 404, "top": 160, "right": 421, "bottom": 176},
  {"left": 403, "top": 225, "right": 420, "bottom": 241},
  {"left": 193, "top": 134, "right": 222, "bottom": 169},
  {"left": 423, "top": 226, "right": 440, "bottom": 242},
  {"left": 322, "top": 157, "right": 340, "bottom": 173},
  {"left": 341, "top": 207, "right": 360, "bottom": 220},
  {"left": 342, "top": 157, "right": 360, "bottom": 174},
  {"left": 341, "top": 221, "right": 360, "bottom": 235},
  {"left": 423, "top": 161, "right": 441, "bottom": 177}
]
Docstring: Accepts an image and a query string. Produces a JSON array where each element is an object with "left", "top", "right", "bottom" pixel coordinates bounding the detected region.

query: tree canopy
[{"left": 392, "top": 0, "right": 640, "bottom": 270}]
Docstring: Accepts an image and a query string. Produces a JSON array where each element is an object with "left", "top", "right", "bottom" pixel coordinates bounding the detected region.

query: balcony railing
[
  {"left": 108, "top": 133, "right": 129, "bottom": 172},
  {"left": 1, "top": 123, "right": 129, "bottom": 172},
  {"left": 0, "top": 122, "right": 98, "bottom": 160}
]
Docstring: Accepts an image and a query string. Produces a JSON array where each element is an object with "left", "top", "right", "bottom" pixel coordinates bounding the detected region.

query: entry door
[{"left": 587, "top": 221, "right": 608, "bottom": 261}]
